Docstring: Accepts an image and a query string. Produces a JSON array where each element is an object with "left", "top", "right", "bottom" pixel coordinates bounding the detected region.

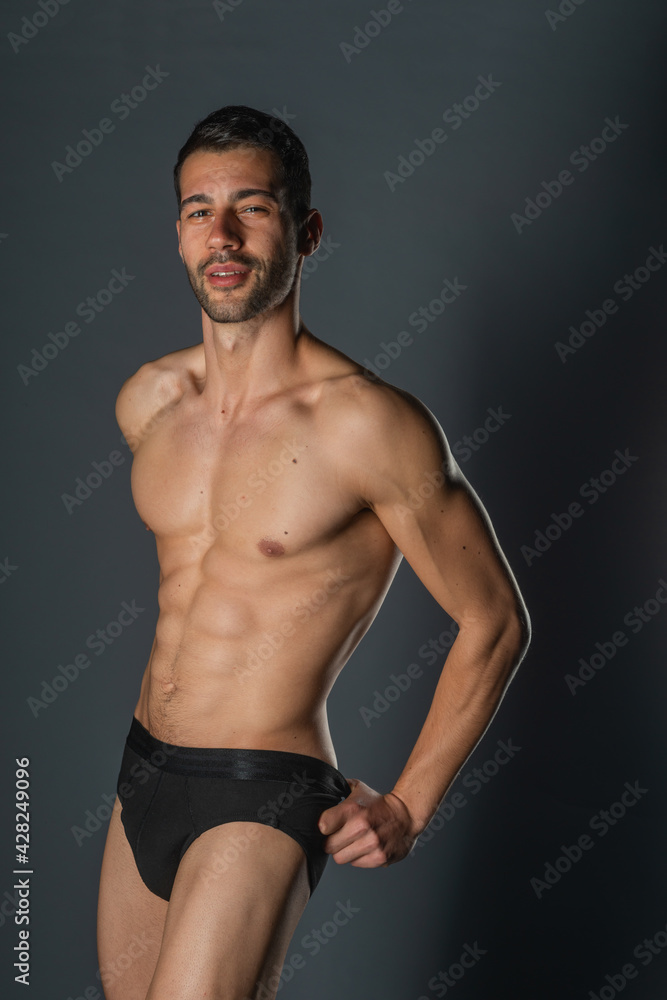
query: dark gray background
[{"left": 2, "top": 0, "right": 666, "bottom": 997}]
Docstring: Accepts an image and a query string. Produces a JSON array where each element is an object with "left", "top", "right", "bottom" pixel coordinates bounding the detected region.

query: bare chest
[{"left": 130, "top": 400, "right": 357, "bottom": 557}]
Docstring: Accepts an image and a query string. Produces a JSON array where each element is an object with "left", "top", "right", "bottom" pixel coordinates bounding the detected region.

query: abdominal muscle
[{"left": 133, "top": 523, "right": 401, "bottom": 766}]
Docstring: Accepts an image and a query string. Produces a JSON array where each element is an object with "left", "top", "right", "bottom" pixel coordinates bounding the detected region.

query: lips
[
  {"left": 205, "top": 262, "right": 250, "bottom": 277},
  {"left": 205, "top": 262, "right": 251, "bottom": 288}
]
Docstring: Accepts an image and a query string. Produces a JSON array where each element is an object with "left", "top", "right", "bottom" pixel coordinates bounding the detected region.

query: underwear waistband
[{"left": 125, "top": 716, "right": 350, "bottom": 796}]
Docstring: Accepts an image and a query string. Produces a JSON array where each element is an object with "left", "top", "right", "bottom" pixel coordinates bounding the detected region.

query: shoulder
[
  {"left": 115, "top": 344, "right": 199, "bottom": 451},
  {"left": 304, "top": 333, "right": 445, "bottom": 445},
  {"left": 324, "top": 368, "right": 451, "bottom": 464},
  {"left": 316, "top": 365, "right": 457, "bottom": 508}
]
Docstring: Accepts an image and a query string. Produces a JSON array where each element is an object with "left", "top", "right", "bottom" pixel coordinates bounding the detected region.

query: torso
[{"left": 127, "top": 334, "right": 403, "bottom": 765}]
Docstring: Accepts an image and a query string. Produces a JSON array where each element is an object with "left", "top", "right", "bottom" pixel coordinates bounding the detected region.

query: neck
[{"left": 199, "top": 288, "right": 305, "bottom": 416}]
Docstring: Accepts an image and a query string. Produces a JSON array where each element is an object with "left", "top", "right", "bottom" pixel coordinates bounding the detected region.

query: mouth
[{"left": 205, "top": 264, "right": 252, "bottom": 288}]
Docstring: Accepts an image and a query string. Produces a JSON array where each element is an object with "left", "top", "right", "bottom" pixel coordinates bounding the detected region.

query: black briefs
[{"left": 116, "top": 716, "right": 351, "bottom": 901}]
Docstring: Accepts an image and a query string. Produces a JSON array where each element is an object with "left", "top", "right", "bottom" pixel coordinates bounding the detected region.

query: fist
[{"left": 318, "top": 779, "right": 417, "bottom": 868}]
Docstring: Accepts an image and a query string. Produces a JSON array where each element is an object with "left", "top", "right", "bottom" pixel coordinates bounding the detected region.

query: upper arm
[{"left": 340, "top": 381, "right": 527, "bottom": 633}]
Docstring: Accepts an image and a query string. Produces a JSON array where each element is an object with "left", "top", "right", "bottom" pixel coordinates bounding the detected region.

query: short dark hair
[{"left": 173, "top": 105, "right": 311, "bottom": 229}]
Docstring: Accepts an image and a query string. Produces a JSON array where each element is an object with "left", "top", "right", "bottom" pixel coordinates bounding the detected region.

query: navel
[{"left": 258, "top": 537, "right": 285, "bottom": 557}]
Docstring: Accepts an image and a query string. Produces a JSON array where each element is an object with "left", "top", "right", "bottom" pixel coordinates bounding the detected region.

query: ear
[
  {"left": 176, "top": 219, "right": 183, "bottom": 261},
  {"left": 299, "top": 209, "right": 324, "bottom": 257}
]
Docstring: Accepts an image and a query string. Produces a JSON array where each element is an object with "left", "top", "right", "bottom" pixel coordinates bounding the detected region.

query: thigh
[
  {"left": 97, "top": 796, "right": 168, "bottom": 1000},
  {"left": 145, "top": 820, "right": 311, "bottom": 1000}
]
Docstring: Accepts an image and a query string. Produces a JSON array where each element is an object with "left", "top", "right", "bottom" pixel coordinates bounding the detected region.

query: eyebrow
[{"left": 179, "top": 188, "right": 280, "bottom": 212}]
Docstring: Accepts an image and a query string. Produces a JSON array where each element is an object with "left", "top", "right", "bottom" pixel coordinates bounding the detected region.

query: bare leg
[
  {"left": 97, "top": 796, "right": 168, "bottom": 999},
  {"left": 145, "top": 820, "right": 310, "bottom": 1000}
]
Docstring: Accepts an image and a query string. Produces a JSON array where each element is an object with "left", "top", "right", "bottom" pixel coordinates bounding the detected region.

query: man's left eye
[{"left": 242, "top": 206, "right": 266, "bottom": 214}]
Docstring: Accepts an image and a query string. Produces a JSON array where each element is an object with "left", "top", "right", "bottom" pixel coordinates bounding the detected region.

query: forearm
[{"left": 390, "top": 610, "right": 529, "bottom": 837}]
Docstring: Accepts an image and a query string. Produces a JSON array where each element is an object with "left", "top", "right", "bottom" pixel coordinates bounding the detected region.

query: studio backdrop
[{"left": 1, "top": 1, "right": 666, "bottom": 997}]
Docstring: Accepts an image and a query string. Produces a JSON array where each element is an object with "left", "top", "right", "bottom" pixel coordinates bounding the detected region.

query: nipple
[
  {"left": 258, "top": 537, "right": 285, "bottom": 557},
  {"left": 161, "top": 681, "right": 176, "bottom": 694}
]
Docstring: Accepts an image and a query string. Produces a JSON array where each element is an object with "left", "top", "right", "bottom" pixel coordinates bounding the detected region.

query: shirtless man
[{"left": 96, "top": 105, "right": 530, "bottom": 1000}]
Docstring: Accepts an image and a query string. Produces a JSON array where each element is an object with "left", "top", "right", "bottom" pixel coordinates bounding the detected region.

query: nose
[{"left": 206, "top": 208, "right": 242, "bottom": 251}]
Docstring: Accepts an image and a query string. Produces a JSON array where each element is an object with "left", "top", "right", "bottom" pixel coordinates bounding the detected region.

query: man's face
[{"left": 176, "top": 146, "right": 300, "bottom": 323}]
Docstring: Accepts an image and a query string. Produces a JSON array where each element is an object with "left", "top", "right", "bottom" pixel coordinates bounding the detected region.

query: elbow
[
  {"left": 513, "top": 597, "right": 531, "bottom": 656},
  {"left": 501, "top": 599, "right": 531, "bottom": 670}
]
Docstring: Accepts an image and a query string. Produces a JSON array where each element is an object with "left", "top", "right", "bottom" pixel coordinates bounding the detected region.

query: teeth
[{"left": 211, "top": 270, "right": 244, "bottom": 276}]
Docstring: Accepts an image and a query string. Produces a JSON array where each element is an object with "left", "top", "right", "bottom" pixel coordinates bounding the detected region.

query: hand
[{"left": 318, "top": 779, "right": 418, "bottom": 868}]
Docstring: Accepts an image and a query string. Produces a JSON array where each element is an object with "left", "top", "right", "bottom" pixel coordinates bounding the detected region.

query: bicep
[
  {"left": 358, "top": 399, "right": 521, "bottom": 626},
  {"left": 377, "top": 473, "right": 519, "bottom": 626}
]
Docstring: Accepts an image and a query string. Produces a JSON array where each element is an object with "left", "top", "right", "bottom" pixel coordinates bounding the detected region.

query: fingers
[
  {"left": 321, "top": 812, "right": 370, "bottom": 856},
  {"left": 317, "top": 778, "right": 361, "bottom": 836},
  {"left": 322, "top": 799, "right": 390, "bottom": 860},
  {"left": 319, "top": 782, "right": 413, "bottom": 869},
  {"left": 329, "top": 828, "right": 388, "bottom": 867},
  {"left": 318, "top": 800, "right": 354, "bottom": 837}
]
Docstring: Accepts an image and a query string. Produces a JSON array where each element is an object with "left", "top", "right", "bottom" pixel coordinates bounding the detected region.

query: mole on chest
[{"left": 258, "top": 537, "right": 286, "bottom": 557}]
